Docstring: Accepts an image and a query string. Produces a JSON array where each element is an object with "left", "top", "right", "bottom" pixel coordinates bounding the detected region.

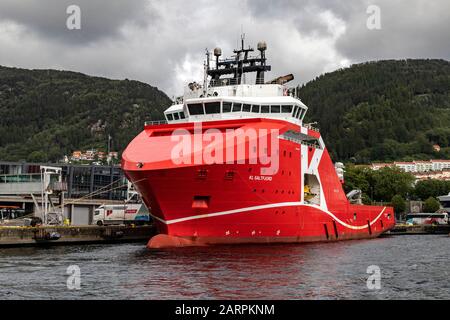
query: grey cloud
[
  {"left": 0, "top": 0, "right": 153, "bottom": 44},
  {"left": 0, "top": 0, "right": 448, "bottom": 97},
  {"left": 335, "top": 0, "right": 450, "bottom": 61},
  {"left": 247, "top": 0, "right": 361, "bottom": 35}
]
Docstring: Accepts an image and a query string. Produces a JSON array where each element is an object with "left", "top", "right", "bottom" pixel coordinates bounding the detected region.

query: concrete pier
[
  {"left": 387, "top": 224, "right": 450, "bottom": 235},
  {"left": 0, "top": 224, "right": 156, "bottom": 247}
]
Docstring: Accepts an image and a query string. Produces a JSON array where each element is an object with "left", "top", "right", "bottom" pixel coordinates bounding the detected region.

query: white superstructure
[{"left": 161, "top": 39, "right": 313, "bottom": 128}]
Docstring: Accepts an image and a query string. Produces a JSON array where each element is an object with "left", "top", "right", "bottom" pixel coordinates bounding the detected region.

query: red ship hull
[{"left": 122, "top": 118, "right": 395, "bottom": 248}]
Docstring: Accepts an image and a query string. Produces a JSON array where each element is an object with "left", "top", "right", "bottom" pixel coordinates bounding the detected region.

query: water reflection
[{"left": 0, "top": 235, "right": 449, "bottom": 299}]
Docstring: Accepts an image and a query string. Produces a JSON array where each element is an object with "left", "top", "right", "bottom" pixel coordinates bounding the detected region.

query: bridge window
[
  {"left": 298, "top": 108, "right": 305, "bottom": 119},
  {"left": 251, "top": 105, "right": 260, "bottom": 113},
  {"left": 166, "top": 114, "right": 174, "bottom": 121},
  {"left": 223, "top": 102, "right": 232, "bottom": 113},
  {"left": 282, "top": 105, "right": 293, "bottom": 113},
  {"left": 188, "top": 103, "right": 204, "bottom": 115},
  {"left": 294, "top": 107, "right": 302, "bottom": 119},
  {"left": 261, "top": 105, "right": 270, "bottom": 113},
  {"left": 205, "top": 102, "right": 221, "bottom": 114},
  {"left": 292, "top": 105, "right": 299, "bottom": 117},
  {"left": 232, "top": 103, "right": 242, "bottom": 112},
  {"left": 173, "top": 113, "right": 180, "bottom": 120},
  {"left": 180, "top": 112, "right": 186, "bottom": 119},
  {"left": 270, "top": 105, "right": 281, "bottom": 113},
  {"left": 242, "top": 104, "right": 251, "bottom": 112},
  {"left": 441, "top": 201, "right": 450, "bottom": 207}
]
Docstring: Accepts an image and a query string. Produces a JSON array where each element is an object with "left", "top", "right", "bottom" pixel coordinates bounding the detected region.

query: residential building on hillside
[{"left": 371, "top": 160, "right": 450, "bottom": 173}]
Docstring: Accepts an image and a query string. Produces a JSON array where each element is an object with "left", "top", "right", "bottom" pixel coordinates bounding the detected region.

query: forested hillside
[
  {"left": 1, "top": 59, "right": 449, "bottom": 163},
  {"left": 0, "top": 66, "right": 171, "bottom": 162},
  {"left": 299, "top": 59, "right": 450, "bottom": 163}
]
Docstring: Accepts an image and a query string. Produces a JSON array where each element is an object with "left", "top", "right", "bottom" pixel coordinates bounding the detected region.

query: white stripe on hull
[{"left": 151, "top": 202, "right": 386, "bottom": 230}]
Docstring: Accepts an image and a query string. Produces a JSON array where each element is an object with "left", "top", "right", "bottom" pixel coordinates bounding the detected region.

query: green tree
[
  {"left": 27, "top": 151, "right": 47, "bottom": 162},
  {"left": 299, "top": 59, "right": 450, "bottom": 162},
  {"left": 372, "top": 167, "right": 415, "bottom": 202},
  {"left": 0, "top": 65, "right": 172, "bottom": 162},
  {"left": 391, "top": 195, "right": 406, "bottom": 215},
  {"left": 414, "top": 180, "right": 450, "bottom": 200},
  {"left": 344, "top": 165, "right": 416, "bottom": 203},
  {"left": 423, "top": 197, "right": 440, "bottom": 213},
  {"left": 343, "top": 165, "right": 372, "bottom": 196}
]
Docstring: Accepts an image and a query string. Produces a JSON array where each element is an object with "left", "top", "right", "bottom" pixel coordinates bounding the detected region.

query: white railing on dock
[{"left": 0, "top": 174, "right": 42, "bottom": 184}]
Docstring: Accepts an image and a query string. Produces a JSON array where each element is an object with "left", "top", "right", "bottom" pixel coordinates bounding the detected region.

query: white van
[{"left": 93, "top": 203, "right": 150, "bottom": 226}]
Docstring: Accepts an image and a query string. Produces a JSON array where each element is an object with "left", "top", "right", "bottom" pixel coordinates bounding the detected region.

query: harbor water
[{"left": 0, "top": 235, "right": 449, "bottom": 299}]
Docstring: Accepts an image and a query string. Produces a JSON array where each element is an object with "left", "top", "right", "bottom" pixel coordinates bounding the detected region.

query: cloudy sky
[{"left": 0, "top": 0, "right": 449, "bottom": 96}]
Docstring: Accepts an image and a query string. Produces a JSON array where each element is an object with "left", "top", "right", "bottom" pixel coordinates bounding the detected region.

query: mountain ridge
[
  {"left": 298, "top": 58, "right": 450, "bottom": 163},
  {"left": 1, "top": 59, "right": 449, "bottom": 163},
  {"left": 0, "top": 64, "right": 172, "bottom": 162}
]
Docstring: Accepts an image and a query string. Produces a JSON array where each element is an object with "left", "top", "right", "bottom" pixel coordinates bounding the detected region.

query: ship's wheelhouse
[
  {"left": 164, "top": 96, "right": 308, "bottom": 125},
  {"left": 163, "top": 104, "right": 185, "bottom": 123}
]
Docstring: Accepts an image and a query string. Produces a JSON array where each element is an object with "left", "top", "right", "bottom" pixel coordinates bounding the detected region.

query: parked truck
[{"left": 93, "top": 203, "right": 150, "bottom": 226}]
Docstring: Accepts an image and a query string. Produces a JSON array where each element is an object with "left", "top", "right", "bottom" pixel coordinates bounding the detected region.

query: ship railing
[
  {"left": 209, "top": 77, "right": 300, "bottom": 87},
  {"left": 51, "top": 181, "right": 68, "bottom": 191},
  {"left": 0, "top": 173, "right": 43, "bottom": 184},
  {"left": 209, "top": 78, "right": 238, "bottom": 87},
  {"left": 209, "top": 77, "right": 269, "bottom": 88},
  {"left": 144, "top": 120, "right": 168, "bottom": 126},
  {"left": 304, "top": 123, "right": 320, "bottom": 132},
  {"left": 280, "top": 135, "right": 322, "bottom": 149}
]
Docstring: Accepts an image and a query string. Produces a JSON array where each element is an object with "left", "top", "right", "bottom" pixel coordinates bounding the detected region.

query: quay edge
[
  {"left": 0, "top": 224, "right": 156, "bottom": 247},
  {"left": 387, "top": 224, "right": 450, "bottom": 235}
]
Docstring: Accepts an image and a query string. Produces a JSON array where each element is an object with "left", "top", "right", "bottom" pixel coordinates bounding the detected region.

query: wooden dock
[
  {"left": 0, "top": 224, "right": 156, "bottom": 247},
  {"left": 387, "top": 224, "right": 450, "bottom": 235}
]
